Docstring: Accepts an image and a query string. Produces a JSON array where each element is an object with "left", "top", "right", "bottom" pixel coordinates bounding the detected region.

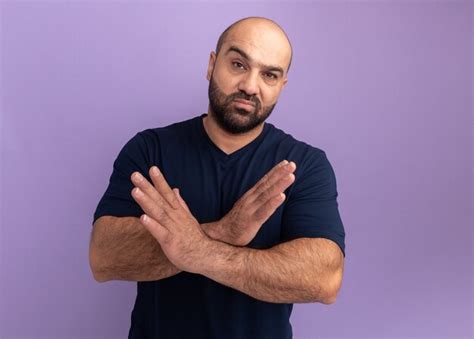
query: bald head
[{"left": 215, "top": 17, "right": 293, "bottom": 74}]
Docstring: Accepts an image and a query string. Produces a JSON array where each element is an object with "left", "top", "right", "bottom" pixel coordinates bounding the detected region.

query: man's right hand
[{"left": 174, "top": 160, "right": 296, "bottom": 247}]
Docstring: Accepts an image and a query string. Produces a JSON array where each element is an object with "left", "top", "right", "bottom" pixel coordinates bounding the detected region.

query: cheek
[
  {"left": 260, "top": 91, "right": 279, "bottom": 107},
  {"left": 215, "top": 74, "right": 239, "bottom": 95},
  {"left": 216, "top": 66, "right": 239, "bottom": 85}
]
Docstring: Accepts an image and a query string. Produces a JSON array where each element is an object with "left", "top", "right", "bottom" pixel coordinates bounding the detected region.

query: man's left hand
[{"left": 130, "top": 166, "right": 213, "bottom": 274}]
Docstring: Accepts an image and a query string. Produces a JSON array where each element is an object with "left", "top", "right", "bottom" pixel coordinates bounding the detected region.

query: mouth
[{"left": 233, "top": 99, "right": 256, "bottom": 111}]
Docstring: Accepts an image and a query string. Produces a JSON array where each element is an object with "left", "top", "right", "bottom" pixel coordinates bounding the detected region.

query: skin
[
  {"left": 199, "top": 160, "right": 297, "bottom": 247},
  {"left": 130, "top": 164, "right": 343, "bottom": 304},
  {"left": 130, "top": 161, "right": 295, "bottom": 274},
  {"left": 89, "top": 158, "right": 296, "bottom": 283},
  {"left": 130, "top": 18, "right": 295, "bottom": 273},
  {"left": 203, "top": 17, "right": 292, "bottom": 154},
  {"left": 128, "top": 18, "right": 344, "bottom": 303}
]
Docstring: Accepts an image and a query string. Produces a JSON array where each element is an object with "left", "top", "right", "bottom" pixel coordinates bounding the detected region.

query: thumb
[{"left": 173, "top": 188, "right": 190, "bottom": 212}]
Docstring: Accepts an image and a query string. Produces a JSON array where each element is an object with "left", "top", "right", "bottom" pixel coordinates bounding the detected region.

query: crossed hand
[{"left": 130, "top": 160, "right": 296, "bottom": 274}]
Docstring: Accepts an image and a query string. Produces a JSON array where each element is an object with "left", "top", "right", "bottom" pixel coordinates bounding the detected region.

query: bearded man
[{"left": 90, "top": 16, "right": 346, "bottom": 339}]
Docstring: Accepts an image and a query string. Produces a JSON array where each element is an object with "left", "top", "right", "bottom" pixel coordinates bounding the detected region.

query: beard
[{"left": 208, "top": 74, "right": 276, "bottom": 134}]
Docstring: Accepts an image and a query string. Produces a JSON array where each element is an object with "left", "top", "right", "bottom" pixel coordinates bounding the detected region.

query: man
[{"left": 89, "top": 16, "right": 346, "bottom": 339}]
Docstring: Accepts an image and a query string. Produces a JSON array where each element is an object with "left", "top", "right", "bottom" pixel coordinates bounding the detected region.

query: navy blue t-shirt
[{"left": 93, "top": 113, "right": 346, "bottom": 339}]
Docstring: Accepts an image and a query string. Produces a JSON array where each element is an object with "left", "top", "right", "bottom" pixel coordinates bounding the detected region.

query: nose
[{"left": 237, "top": 70, "right": 259, "bottom": 97}]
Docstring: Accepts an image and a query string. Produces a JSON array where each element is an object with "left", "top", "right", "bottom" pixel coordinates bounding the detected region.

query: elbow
[
  {"left": 92, "top": 269, "right": 108, "bottom": 283},
  {"left": 321, "top": 292, "right": 337, "bottom": 305},
  {"left": 89, "top": 244, "right": 108, "bottom": 283},
  {"left": 92, "top": 272, "right": 107, "bottom": 283},
  {"left": 310, "top": 284, "right": 337, "bottom": 305},
  {"left": 89, "top": 220, "right": 111, "bottom": 283},
  {"left": 318, "top": 285, "right": 338, "bottom": 305},
  {"left": 322, "top": 272, "right": 343, "bottom": 305}
]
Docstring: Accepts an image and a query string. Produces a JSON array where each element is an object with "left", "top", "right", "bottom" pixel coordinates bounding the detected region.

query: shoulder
[
  {"left": 113, "top": 116, "right": 197, "bottom": 168},
  {"left": 264, "top": 123, "right": 338, "bottom": 199},
  {"left": 265, "top": 122, "right": 327, "bottom": 168},
  {"left": 130, "top": 114, "right": 198, "bottom": 148}
]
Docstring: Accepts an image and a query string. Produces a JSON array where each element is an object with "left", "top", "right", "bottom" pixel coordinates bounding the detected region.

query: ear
[
  {"left": 281, "top": 77, "right": 288, "bottom": 90},
  {"left": 206, "top": 51, "right": 217, "bottom": 81}
]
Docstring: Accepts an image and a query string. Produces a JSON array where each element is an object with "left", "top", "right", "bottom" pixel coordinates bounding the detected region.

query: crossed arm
[
  {"left": 199, "top": 236, "right": 344, "bottom": 304},
  {"left": 91, "top": 218, "right": 343, "bottom": 304},
  {"left": 90, "top": 161, "right": 345, "bottom": 304}
]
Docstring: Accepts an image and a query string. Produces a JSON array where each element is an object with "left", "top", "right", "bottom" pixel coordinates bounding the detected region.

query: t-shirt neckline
[{"left": 197, "top": 112, "right": 269, "bottom": 163}]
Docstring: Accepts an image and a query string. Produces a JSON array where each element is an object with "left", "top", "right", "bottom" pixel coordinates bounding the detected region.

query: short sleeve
[
  {"left": 92, "top": 131, "right": 154, "bottom": 225},
  {"left": 281, "top": 150, "right": 346, "bottom": 257}
]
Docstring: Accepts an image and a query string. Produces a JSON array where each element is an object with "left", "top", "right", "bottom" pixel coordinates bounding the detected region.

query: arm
[
  {"left": 90, "top": 160, "right": 295, "bottom": 282},
  {"left": 89, "top": 215, "right": 223, "bottom": 283},
  {"left": 198, "top": 237, "right": 345, "bottom": 304},
  {"left": 126, "top": 161, "right": 346, "bottom": 303}
]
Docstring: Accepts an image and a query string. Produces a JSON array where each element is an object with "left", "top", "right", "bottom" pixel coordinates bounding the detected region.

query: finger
[
  {"left": 173, "top": 188, "right": 191, "bottom": 213},
  {"left": 140, "top": 214, "right": 170, "bottom": 244},
  {"left": 252, "top": 160, "right": 296, "bottom": 195},
  {"left": 130, "top": 171, "right": 166, "bottom": 207},
  {"left": 131, "top": 186, "right": 168, "bottom": 223},
  {"left": 251, "top": 172, "right": 295, "bottom": 208},
  {"left": 248, "top": 161, "right": 297, "bottom": 205},
  {"left": 149, "top": 166, "right": 181, "bottom": 210},
  {"left": 242, "top": 160, "right": 289, "bottom": 199},
  {"left": 252, "top": 192, "right": 287, "bottom": 224}
]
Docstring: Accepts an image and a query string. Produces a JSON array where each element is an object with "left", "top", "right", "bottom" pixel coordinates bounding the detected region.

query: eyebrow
[{"left": 225, "top": 45, "right": 285, "bottom": 75}]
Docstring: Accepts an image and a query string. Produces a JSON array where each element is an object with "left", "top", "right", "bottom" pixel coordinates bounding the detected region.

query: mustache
[{"left": 228, "top": 93, "right": 261, "bottom": 108}]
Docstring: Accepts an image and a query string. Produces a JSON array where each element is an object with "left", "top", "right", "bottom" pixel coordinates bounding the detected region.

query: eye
[
  {"left": 232, "top": 61, "right": 245, "bottom": 69},
  {"left": 265, "top": 72, "right": 278, "bottom": 80}
]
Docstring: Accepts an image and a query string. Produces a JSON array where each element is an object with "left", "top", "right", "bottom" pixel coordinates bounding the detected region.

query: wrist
[
  {"left": 201, "top": 221, "right": 224, "bottom": 241},
  {"left": 201, "top": 220, "right": 240, "bottom": 246}
]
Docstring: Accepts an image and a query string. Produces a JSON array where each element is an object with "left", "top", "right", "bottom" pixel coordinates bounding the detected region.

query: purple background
[{"left": 1, "top": 1, "right": 472, "bottom": 338}]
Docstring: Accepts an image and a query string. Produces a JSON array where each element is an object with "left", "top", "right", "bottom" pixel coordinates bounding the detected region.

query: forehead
[{"left": 222, "top": 23, "right": 291, "bottom": 72}]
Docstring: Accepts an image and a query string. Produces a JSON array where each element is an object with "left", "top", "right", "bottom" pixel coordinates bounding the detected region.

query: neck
[{"left": 202, "top": 107, "right": 265, "bottom": 155}]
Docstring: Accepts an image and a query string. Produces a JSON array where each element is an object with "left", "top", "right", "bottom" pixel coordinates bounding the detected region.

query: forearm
[
  {"left": 198, "top": 238, "right": 335, "bottom": 304},
  {"left": 90, "top": 217, "right": 228, "bottom": 282},
  {"left": 90, "top": 216, "right": 182, "bottom": 282}
]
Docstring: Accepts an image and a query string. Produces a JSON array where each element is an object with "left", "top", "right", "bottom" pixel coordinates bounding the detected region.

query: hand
[
  {"left": 130, "top": 166, "right": 213, "bottom": 274},
  {"left": 216, "top": 160, "right": 297, "bottom": 246},
  {"left": 169, "top": 188, "right": 239, "bottom": 246}
]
